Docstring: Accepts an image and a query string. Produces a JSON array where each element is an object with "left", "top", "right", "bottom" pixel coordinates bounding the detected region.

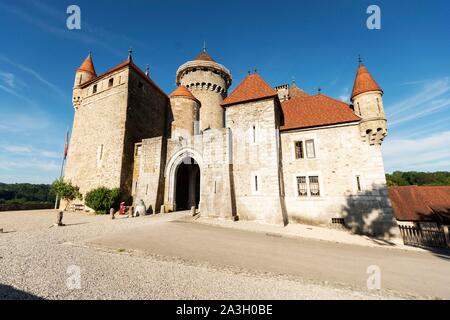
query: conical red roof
[
  {"left": 222, "top": 73, "right": 277, "bottom": 106},
  {"left": 351, "top": 64, "right": 382, "bottom": 99},
  {"left": 194, "top": 51, "right": 215, "bottom": 62},
  {"left": 170, "top": 85, "right": 198, "bottom": 101},
  {"left": 77, "top": 53, "right": 96, "bottom": 76}
]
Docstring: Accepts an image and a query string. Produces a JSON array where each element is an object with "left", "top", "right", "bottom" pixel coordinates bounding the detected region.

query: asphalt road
[{"left": 89, "top": 219, "right": 450, "bottom": 299}]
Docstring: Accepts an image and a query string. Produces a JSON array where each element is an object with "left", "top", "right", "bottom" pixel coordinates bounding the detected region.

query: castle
[{"left": 64, "top": 49, "right": 398, "bottom": 236}]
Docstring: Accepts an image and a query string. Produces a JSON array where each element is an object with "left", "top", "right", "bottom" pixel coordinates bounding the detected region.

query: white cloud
[
  {"left": 383, "top": 130, "right": 450, "bottom": 172},
  {"left": 0, "top": 55, "right": 66, "bottom": 99},
  {"left": 0, "top": 111, "right": 52, "bottom": 132},
  {"left": 388, "top": 78, "right": 450, "bottom": 117},
  {"left": 1, "top": 145, "right": 59, "bottom": 159},
  {"left": 0, "top": 71, "right": 16, "bottom": 88},
  {"left": 337, "top": 87, "right": 350, "bottom": 102},
  {"left": 0, "top": 158, "right": 60, "bottom": 172}
]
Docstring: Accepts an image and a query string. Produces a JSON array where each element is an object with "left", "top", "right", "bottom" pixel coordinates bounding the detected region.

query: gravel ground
[{"left": 0, "top": 210, "right": 407, "bottom": 300}]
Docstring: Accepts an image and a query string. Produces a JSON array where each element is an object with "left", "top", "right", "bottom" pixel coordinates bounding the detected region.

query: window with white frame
[
  {"left": 296, "top": 176, "right": 307, "bottom": 196},
  {"left": 309, "top": 176, "right": 320, "bottom": 196},
  {"left": 305, "top": 139, "right": 316, "bottom": 159}
]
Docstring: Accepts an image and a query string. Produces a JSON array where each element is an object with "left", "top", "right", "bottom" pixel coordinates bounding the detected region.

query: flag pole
[{"left": 55, "top": 127, "right": 69, "bottom": 209}]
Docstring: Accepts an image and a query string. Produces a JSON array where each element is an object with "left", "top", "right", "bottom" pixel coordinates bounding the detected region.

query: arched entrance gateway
[
  {"left": 165, "top": 149, "right": 203, "bottom": 212},
  {"left": 174, "top": 157, "right": 200, "bottom": 210}
]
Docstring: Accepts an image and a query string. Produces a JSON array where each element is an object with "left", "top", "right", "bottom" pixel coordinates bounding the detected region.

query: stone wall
[
  {"left": 65, "top": 65, "right": 168, "bottom": 207},
  {"left": 198, "top": 128, "right": 235, "bottom": 219},
  {"left": 225, "top": 98, "right": 285, "bottom": 224},
  {"left": 132, "top": 137, "right": 166, "bottom": 213},
  {"left": 64, "top": 68, "right": 130, "bottom": 199},
  {"left": 280, "top": 123, "right": 397, "bottom": 236},
  {"left": 180, "top": 69, "right": 228, "bottom": 130},
  {"left": 122, "top": 68, "right": 168, "bottom": 202},
  {"left": 169, "top": 96, "right": 199, "bottom": 138}
]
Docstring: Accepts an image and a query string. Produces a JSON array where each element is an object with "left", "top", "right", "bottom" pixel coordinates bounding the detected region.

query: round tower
[
  {"left": 176, "top": 50, "right": 232, "bottom": 131},
  {"left": 169, "top": 85, "right": 200, "bottom": 137},
  {"left": 351, "top": 60, "right": 387, "bottom": 145},
  {"left": 73, "top": 52, "right": 97, "bottom": 109}
]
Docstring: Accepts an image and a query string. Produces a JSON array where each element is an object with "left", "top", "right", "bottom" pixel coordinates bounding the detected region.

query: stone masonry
[{"left": 65, "top": 50, "right": 397, "bottom": 237}]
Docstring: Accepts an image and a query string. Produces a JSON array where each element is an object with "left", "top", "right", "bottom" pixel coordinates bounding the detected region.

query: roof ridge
[{"left": 80, "top": 59, "right": 167, "bottom": 98}]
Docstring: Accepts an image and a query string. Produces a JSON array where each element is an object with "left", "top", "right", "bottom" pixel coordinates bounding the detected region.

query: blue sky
[{"left": 0, "top": 0, "right": 449, "bottom": 184}]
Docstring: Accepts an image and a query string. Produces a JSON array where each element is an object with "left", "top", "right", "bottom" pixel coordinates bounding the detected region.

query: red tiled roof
[
  {"left": 389, "top": 186, "right": 450, "bottom": 222},
  {"left": 351, "top": 64, "right": 382, "bottom": 99},
  {"left": 170, "top": 85, "right": 198, "bottom": 102},
  {"left": 290, "top": 85, "right": 309, "bottom": 99},
  {"left": 195, "top": 51, "right": 215, "bottom": 62},
  {"left": 281, "top": 94, "right": 360, "bottom": 130},
  {"left": 77, "top": 53, "right": 96, "bottom": 76},
  {"left": 80, "top": 59, "right": 167, "bottom": 98},
  {"left": 222, "top": 73, "right": 278, "bottom": 106}
]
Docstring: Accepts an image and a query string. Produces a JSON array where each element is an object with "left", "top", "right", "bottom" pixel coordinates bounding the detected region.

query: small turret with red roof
[{"left": 351, "top": 57, "right": 387, "bottom": 145}]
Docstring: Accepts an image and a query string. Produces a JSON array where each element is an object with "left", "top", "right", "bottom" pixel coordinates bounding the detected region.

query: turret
[
  {"left": 169, "top": 85, "right": 200, "bottom": 137},
  {"left": 351, "top": 59, "right": 387, "bottom": 145},
  {"left": 73, "top": 52, "right": 97, "bottom": 109},
  {"left": 176, "top": 49, "right": 232, "bottom": 131}
]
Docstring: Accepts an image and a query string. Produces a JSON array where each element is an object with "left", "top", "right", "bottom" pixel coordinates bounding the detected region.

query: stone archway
[
  {"left": 165, "top": 148, "right": 203, "bottom": 212},
  {"left": 174, "top": 157, "right": 200, "bottom": 211}
]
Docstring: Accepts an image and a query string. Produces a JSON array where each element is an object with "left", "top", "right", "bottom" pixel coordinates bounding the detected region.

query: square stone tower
[{"left": 64, "top": 53, "right": 168, "bottom": 205}]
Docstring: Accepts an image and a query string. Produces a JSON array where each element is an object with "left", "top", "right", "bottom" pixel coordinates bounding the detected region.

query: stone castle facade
[{"left": 64, "top": 49, "right": 398, "bottom": 236}]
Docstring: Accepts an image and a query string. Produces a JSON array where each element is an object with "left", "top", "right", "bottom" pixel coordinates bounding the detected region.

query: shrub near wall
[{"left": 85, "top": 187, "right": 121, "bottom": 214}]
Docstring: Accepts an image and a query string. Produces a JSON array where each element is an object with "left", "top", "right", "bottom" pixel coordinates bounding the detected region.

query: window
[
  {"left": 138, "top": 81, "right": 143, "bottom": 89},
  {"left": 99, "top": 144, "right": 104, "bottom": 160},
  {"left": 93, "top": 84, "right": 97, "bottom": 94},
  {"left": 108, "top": 78, "right": 114, "bottom": 88},
  {"left": 309, "top": 176, "right": 320, "bottom": 196},
  {"left": 305, "top": 140, "right": 316, "bottom": 159},
  {"left": 294, "top": 141, "right": 304, "bottom": 159},
  {"left": 79, "top": 74, "right": 83, "bottom": 84},
  {"left": 356, "top": 176, "right": 362, "bottom": 192},
  {"left": 252, "top": 173, "right": 260, "bottom": 195},
  {"left": 252, "top": 125, "right": 257, "bottom": 144},
  {"left": 296, "top": 176, "right": 307, "bottom": 196},
  {"left": 377, "top": 98, "right": 381, "bottom": 115},
  {"left": 356, "top": 102, "right": 361, "bottom": 115}
]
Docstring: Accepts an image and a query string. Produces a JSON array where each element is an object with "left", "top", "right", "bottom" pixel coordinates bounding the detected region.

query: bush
[
  {"left": 51, "top": 179, "right": 82, "bottom": 210},
  {"left": 85, "top": 187, "right": 121, "bottom": 214}
]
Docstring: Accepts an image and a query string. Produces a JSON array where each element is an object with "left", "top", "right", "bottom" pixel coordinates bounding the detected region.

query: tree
[
  {"left": 84, "top": 187, "right": 121, "bottom": 214},
  {"left": 51, "top": 179, "right": 82, "bottom": 210},
  {"left": 386, "top": 171, "right": 450, "bottom": 187}
]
